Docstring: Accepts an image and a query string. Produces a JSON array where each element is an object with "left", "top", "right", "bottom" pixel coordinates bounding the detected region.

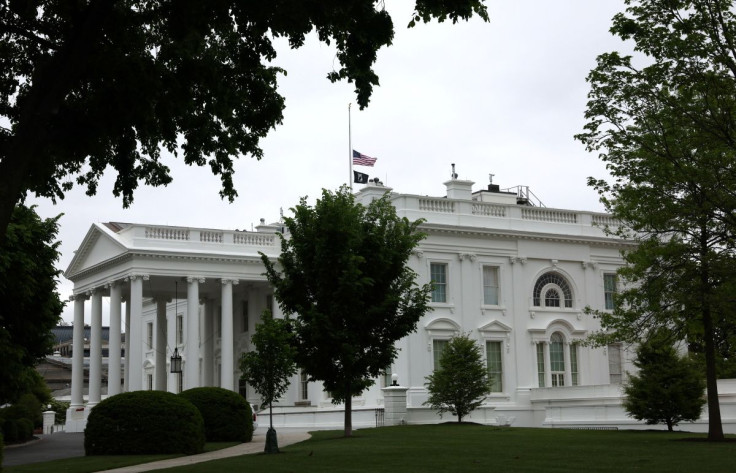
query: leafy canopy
[
  {"left": 576, "top": 0, "right": 736, "bottom": 441},
  {"left": 0, "top": 0, "right": 489, "bottom": 238},
  {"left": 0, "top": 204, "right": 63, "bottom": 404},
  {"left": 424, "top": 334, "right": 491, "bottom": 423},
  {"left": 262, "top": 186, "right": 431, "bottom": 436},
  {"left": 624, "top": 333, "right": 706, "bottom": 431}
]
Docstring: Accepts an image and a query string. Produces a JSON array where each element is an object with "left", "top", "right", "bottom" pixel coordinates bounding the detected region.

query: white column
[
  {"left": 185, "top": 277, "right": 203, "bottom": 390},
  {"left": 128, "top": 275, "right": 146, "bottom": 391},
  {"left": 88, "top": 290, "right": 103, "bottom": 406},
  {"left": 202, "top": 299, "right": 214, "bottom": 387},
  {"left": 543, "top": 342, "right": 552, "bottom": 388},
  {"left": 70, "top": 295, "right": 87, "bottom": 407},
  {"left": 108, "top": 282, "right": 122, "bottom": 396},
  {"left": 221, "top": 279, "right": 237, "bottom": 391},
  {"left": 564, "top": 341, "right": 573, "bottom": 387},
  {"left": 124, "top": 298, "right": 131, "bottom": 392},
  {"left": 155, "top": 297, "right": 169, "bottom": 391}
]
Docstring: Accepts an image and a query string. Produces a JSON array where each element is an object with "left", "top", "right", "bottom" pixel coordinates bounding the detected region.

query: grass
[
  {"left": 5, "top": 426, "right": 736, "bottom": 473},
  {"left": 4, "top": 441, "right": 240, "bottom": 473}
]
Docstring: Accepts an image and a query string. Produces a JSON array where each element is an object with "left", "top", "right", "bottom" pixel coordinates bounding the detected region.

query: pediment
[
  {"left": 425, "top": 317, "right": 461, "bottom": 335},
  {"left": 65, "top": 224, "right": 129, "bottom": 279},
  {"left": 478, "top": 320, "right": 512, "bottom": 334}
]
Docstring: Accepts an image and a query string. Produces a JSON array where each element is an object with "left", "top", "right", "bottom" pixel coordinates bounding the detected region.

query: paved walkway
[{"left": 3, "top": 429, "right": 311, "bottom": 471}]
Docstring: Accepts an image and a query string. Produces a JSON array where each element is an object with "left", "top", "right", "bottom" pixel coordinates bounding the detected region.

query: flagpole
[{"left": 348, "top": 103, "right": 353, "bottom": 191}]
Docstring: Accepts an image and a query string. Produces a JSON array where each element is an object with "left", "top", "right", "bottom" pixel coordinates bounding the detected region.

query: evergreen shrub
[
  {"left": 1, "top": 432, "right": 4, "bottom": 471},
  {"left": 84, "top": 391, "right": 205, "bottom": 455},
  {"left": 1, "top": 420, "right": 17, "bottom": 443},
  {"left": 179, "top": 387, "right": 253, "bottom": 442},
  {"left": 15, "top": 419, "right": 33, "bottom": 442}
]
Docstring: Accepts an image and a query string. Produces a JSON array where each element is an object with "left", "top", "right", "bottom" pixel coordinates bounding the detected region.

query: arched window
[
  {"left": 549, "top": 332, "right": 565, "bottom": 386},
  {"left": 533, "top": 272, "right": 573, "bottom": 308}
]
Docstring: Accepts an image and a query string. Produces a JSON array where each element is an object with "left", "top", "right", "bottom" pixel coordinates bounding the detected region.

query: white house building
[{"left": 63, "top": 176, "right": 736, "bottom": 432}]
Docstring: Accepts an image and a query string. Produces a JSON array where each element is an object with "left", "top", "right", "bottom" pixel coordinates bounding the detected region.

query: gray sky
[{"left": 29, "top": 0, "right": 631, "bottom": 323}]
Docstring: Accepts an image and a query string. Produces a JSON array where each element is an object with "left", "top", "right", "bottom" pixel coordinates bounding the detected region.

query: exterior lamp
[
  {"left": 391, "top": 373, "right": 399, "bottom": 386},
  {"left": 170, "top": 347, "right": 182, "bottom": 374}
]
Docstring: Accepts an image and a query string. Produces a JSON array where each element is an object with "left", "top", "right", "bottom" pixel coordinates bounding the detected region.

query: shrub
[
  {"left": 48, "top": 399, "right": 69, "bottom": 425},
  {"left": 1, "top": 419, "right": 18, "bottom": 443},
  {"left": 15, "top": 393, "right": 42, "bottom": 428},
  {"left": 84, "top": 391, "right": 205, "bottom": 455},
  {"left": 179, "top": 387, "right": 253, "bottom": 442},
  {"left": 15, "top": 418, "right": 33, "bottom": 442},
  {"left": 1, "top": 431, "right": 4, "bottom": 471}
]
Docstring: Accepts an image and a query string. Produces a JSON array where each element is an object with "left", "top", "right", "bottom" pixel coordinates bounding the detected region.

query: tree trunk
[
  {"left": 700, "top": 224, "right": 724, "bottom": 441},
  {"left": 666, "top": 419, "right": 673, "bottom": 432},
  {"left": 344, "top": 388, "right": 352, "bottom": 437}
]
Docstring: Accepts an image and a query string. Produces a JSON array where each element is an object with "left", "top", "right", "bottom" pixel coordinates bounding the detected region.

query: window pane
[
  {"left": 545, "top": 289, "right": 560, "bottom": 307},
  {"left": 433, "top": 339, "right": 448, "bottom": 370},
  {"left": 536, "top": 343, "right": 545, "bottom": 387},
  {"left": 486, "top": 341, "right": 503, "bottom": 392},
  {"left": 570, "top": 343, "right": 579, "bottom": 386},
  {"left": 430, "top": 263, "right": 447, "bottom": 303},
  {"left": 604, "top": 274, "right": 617, "bottom": 310},
  {"left": 483, "top": 266, "right": 499, "bottom": 305},
  {"left": 550, "top": 333, "right": 565, "bottom": 372}
]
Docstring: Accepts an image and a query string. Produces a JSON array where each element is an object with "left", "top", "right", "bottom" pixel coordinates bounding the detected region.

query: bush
[
  {"left": 1, "top": 420, "right": 18, "bottom": 444},
  {"left": 48, "top": 399, "right": 69, "bottom": 425},
  {"left": 1, "top": 432, "right": 4, "bottom": 472},
  {"left": 15, "top": 418, "right": 33, "bottom": 442},
  {"left": 84, "top": 391, "right": 205, "bottom": 455},
  {"left": 179, "top": 387, "right": 253, "bottom": 442},
  {"left": 15, "top": 393, "right": 42, "bottom": 428}
]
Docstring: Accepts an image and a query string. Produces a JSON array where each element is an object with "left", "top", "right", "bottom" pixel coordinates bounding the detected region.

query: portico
[{"left": 64, "top": 221, "right": 281, "bottom": 432}]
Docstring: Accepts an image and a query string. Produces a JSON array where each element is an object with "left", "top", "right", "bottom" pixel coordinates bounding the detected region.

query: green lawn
[{"left": 5, "top": 426, "right": 736, "bottom": 473}]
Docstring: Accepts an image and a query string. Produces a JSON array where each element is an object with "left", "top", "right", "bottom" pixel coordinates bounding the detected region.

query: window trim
[
  {"left": 486, "top": 340, "right": 504, "bottom": 393},
  {"left": 603, "top": 273, "right": 617, "bottom": 310},
  {"left": 429, "top": 261, "right": 449, "bottom": 304},
  {"left": 533, "top": 271, "right": 574, "bottom": 308},
  {"left": 482, "top": 265, "right": 500, "bottom": 306}
]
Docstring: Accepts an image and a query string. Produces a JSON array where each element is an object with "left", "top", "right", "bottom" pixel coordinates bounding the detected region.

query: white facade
[{"left": 64, "top": 177, "right": 736, "bottom": 432}]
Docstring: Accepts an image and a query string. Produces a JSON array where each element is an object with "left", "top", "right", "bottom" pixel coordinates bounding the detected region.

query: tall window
[
  {"left": 536, "top": 343, "right": 546, "bottom": 387},
  {"left": 604, "top": 273, "right": 617, "bottom": 310},
  {"left": 266, "top": 294, "right": 274, "bottom": 313},
  {"left": 300, "top": 371, "right": 309, "bottom": 400},
  {"left": 533, "top": 272, "right": 573, "bottom": 308},
  {"left": 570, "top": 343, "right": 579, "bottom": 386},
  {"left": 608, "top": 343, "right": 623, "bottom": 384},
  {"left": 483, "top": 266, "right": 499, "bottom": 305},
  {"left": 147, "top": 374, "right": 153, "bottom": 390},
  {"left": 146, "top": 322, "right": 153, "bottom": 349},
  {"left": 550, "top": 333, "right": 565, "bottom": 387},
  {"left": 430, "top": 263, "right": 447, "bottom": 303},
  {"left": 176, "top": 314, "right": 183, "bottom": 345},
  {"left": 486, "top": 341, "right": 503, "bottom": 393},
  {"left": 433, "top": 339, "right": 449, "bottom": 370}
]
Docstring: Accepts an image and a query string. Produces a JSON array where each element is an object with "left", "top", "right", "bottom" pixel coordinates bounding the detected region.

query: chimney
[{"left": 444, "top": 179, "right": 475, "bottom": 200}]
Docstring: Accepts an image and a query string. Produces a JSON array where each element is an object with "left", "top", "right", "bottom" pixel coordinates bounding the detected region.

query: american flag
[{"left": 352, "top": 149, "right": 377, "bottom": 167}]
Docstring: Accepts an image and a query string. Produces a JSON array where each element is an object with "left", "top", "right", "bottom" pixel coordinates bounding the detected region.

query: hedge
[
  {"left": 84, "top": 391, "right": 205, "bottom": 455},
  {"left": 179, "top": 387, "right": 253, "bottom": 442}
]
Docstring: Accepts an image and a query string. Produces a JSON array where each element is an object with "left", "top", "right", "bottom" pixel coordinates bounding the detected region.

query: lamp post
[{"left": 170, "top": 347, "right": 182, "bottom": 392}]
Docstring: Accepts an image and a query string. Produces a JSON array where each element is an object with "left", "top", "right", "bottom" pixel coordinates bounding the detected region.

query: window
[
  {"left": 300, "top": 371, "right": 309, "bottom": 400},
  {"left": 433, "top": 339, "right": 449, "bottom": 370},
  {"left": 238, "top": 378, "right": 247, "bottom": 398},
  {"left": 266, "top": 294, "right": 274, "bottom": 313},
  {"left": 176, "top": 314, "right": 183, "bottom": 345},
  {"left": 570, "top": 343, "right": 579, "bottom": 386},
  {"left": 483, "top": 266, "right": 499, "bottom": 305},
  {"left": 536, "top": 343, "right": 546, "bottom": 387},
  {"left": 147, "top": 374, "right": 153, "bottom": 391},
  {"left": 604, "top": 273, "right": 617, "bottom": 310},
  {"left": 608, "top": 343, "right": 623, "bottom": 384},
  {"left": 242, "top": 301, "right": 249, "bottom": 332},
  {"left": 550, "top": 332, "right": 565, "bottom": 387},
  {"left": 146, "top": 322, "right": 153, "bottom": 349},
  {"left": 430, "top": 263, "right": 448, "bottom": 303},
  {"left": 533, "top": 272, "right": 573, "bottom": 308},
  {"left": 486, "top": 341, "right": 503, "bottom": 393}
]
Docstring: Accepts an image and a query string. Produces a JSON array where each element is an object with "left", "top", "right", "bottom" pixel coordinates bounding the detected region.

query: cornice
[{"left": 418, "top": 222, "right": 635, "bottom": 248}]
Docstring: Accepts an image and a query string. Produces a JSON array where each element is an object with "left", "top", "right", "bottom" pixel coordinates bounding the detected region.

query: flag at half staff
[
  {"left": 353, "top": 171, "right": 369, "bottom": 184},
  {"left": 352, "top": 150, "right": 377, "bottom": 167}
]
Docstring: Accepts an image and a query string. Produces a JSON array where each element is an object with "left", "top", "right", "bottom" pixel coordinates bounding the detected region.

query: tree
[
  {"left": 239, "top": 310, "right": 297, "bottom": 453},
  {"left": 424, "top": 334, "right": 491, "bottom": 423},
  {"left": 0, "top": 204, "right": 64, "bottom": 404},
  {"left": 576, "top": 0, "right": 736, "bottom": 441},
  {"left": 0, "top": 1, "right": 489, "bottom": 240},
  {"left": 624, "top": 333, "right": 706, "bottom": 431},
  {"left": 262, "top": 187, "right": 431, "bottom": 437}
]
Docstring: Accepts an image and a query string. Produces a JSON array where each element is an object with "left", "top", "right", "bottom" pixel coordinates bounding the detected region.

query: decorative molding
[
  {"left": 529, "top": 311, "right": 535, "bottom": 319},
  {"left": 581, "top": 261, "right": 598, "bottom": 270},
  {"left": 221, "top": 278, "right": 240, "bottom": 285},
  {"left": 458, "top": 252, "right": 477, "bottom": 262},
  {"left": 186, "top": 276, "right": 206, "bottom": 284},
  {"left": 413, "top": 250, "right": 424, "bottom": 259},
  {"left": 551, "top": 259, "right": 559, "bottom": 267}
]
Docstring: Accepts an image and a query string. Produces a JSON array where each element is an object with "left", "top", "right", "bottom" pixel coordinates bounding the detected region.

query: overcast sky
[{"left": 29, "top": 0, "right": 633, "bottom": 323}]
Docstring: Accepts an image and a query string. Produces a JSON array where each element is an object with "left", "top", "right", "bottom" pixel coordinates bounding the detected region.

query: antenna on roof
[
  {"left": 489, "top": 173, "right": 495, "bottom": 184},
  {"left": 451, "top": 163, "right": 458, "bottom": 179}
]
